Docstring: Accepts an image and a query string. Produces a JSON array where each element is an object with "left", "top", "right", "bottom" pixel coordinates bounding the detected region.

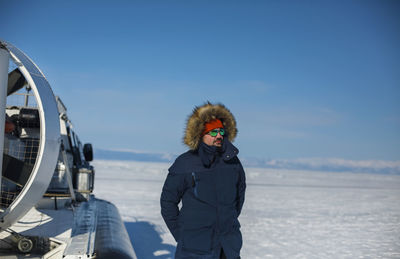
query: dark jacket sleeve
[
  {"left": 237, "top": 161, "right": 246, "bottom": 216},
  {"left": 160, "top": 170, "right": 185, "bottom": 242}
]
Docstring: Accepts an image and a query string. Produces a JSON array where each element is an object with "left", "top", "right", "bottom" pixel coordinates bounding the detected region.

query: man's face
[{"left": 202, "top": 128, "right": 224, "bottom": 147}]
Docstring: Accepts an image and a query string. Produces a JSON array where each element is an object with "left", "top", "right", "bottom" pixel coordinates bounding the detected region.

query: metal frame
[
  {"left": 0, "top": 40, "right": 60, "bottom": 230},
  {"left": 0, "top": 47, "right": 10, "bottom": 197}
]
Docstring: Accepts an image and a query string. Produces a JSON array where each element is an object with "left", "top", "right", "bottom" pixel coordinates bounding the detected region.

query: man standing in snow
[{"left": 160, "top": 102, "right": 246, "bottom": 259}]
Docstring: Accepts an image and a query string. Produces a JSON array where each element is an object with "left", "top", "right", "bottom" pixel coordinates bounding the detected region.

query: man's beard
[{"left": 214, "top": 137, "right": 223, "bottom": 149}]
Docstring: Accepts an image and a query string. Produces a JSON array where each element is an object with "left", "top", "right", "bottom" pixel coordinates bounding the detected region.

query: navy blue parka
[{"left": 160, "top": 138, "right": 246, "bottom": 259}]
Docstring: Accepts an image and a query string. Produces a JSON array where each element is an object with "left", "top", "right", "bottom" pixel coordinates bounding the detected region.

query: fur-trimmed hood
[{"left": 183, "top": 102, "right": 237, "bottom": 150}]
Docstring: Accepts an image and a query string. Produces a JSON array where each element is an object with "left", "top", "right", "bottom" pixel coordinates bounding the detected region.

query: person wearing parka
[{"left": 160, "top": 102, "right": 246, "bottom": 259}]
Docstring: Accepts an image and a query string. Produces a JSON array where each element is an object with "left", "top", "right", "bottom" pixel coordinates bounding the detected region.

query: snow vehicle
[{"left": 0, "top": 40, "right": 136, "bottom": 258}]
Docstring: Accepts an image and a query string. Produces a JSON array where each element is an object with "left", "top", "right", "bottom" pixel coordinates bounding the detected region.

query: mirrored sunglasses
[{"left": 208, "top": 128, "right": 225, "bottom": 137}]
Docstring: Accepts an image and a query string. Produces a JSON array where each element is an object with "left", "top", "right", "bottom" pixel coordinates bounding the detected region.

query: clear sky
[{"left": 1, "top": 0, "right": 399, "bottom": 161}]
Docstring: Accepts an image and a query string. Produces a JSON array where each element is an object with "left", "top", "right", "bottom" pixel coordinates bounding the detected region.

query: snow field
[{"left": 92, "top": 160, "right": 400, "bottom": 259}]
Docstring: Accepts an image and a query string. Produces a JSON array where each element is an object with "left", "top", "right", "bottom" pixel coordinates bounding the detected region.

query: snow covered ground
[{"left": 92, "top": 160, "right": 400, "bottom": 259}]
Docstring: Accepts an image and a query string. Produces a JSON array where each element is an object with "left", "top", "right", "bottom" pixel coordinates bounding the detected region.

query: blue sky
[{"left": 1, "top": 0, "right": 399, "bottom": 161}]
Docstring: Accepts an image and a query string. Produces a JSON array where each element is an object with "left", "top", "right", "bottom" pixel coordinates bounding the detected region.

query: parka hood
[{"left": 183, "top": 102, "right": 238, "bottom": 150}]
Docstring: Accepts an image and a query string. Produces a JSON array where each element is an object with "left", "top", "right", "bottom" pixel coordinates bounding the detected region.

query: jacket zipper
[{"left": 191, "top": 172, "right": 198, "bottom": 198}]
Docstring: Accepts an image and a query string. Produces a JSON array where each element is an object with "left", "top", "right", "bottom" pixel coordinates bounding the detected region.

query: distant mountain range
[
  {"left": 94, "top": 149, "right": 400, "bottom": 175},
  {"left": 94, "top": 149, "right": 174, "bottom": 163}
]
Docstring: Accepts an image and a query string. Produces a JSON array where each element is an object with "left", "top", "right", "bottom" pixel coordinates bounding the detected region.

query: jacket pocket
[
  {"left": 191, "top": 172, "right": 198, "bottom": 198},
  {"left": 189, "top": 171, "right": 217, "bottom": 206},
  {"left": 182, "top": 226, "right": 214, "bottom": 254}
]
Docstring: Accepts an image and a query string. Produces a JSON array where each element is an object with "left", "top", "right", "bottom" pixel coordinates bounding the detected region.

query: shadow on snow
[{"left": 124, "top": 221, "right": 176, "bottom": 259}]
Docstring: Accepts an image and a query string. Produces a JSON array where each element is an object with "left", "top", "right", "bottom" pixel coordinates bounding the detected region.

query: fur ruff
[{"left": 183, "top": 102, "right": 237, "bottom": 150}]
